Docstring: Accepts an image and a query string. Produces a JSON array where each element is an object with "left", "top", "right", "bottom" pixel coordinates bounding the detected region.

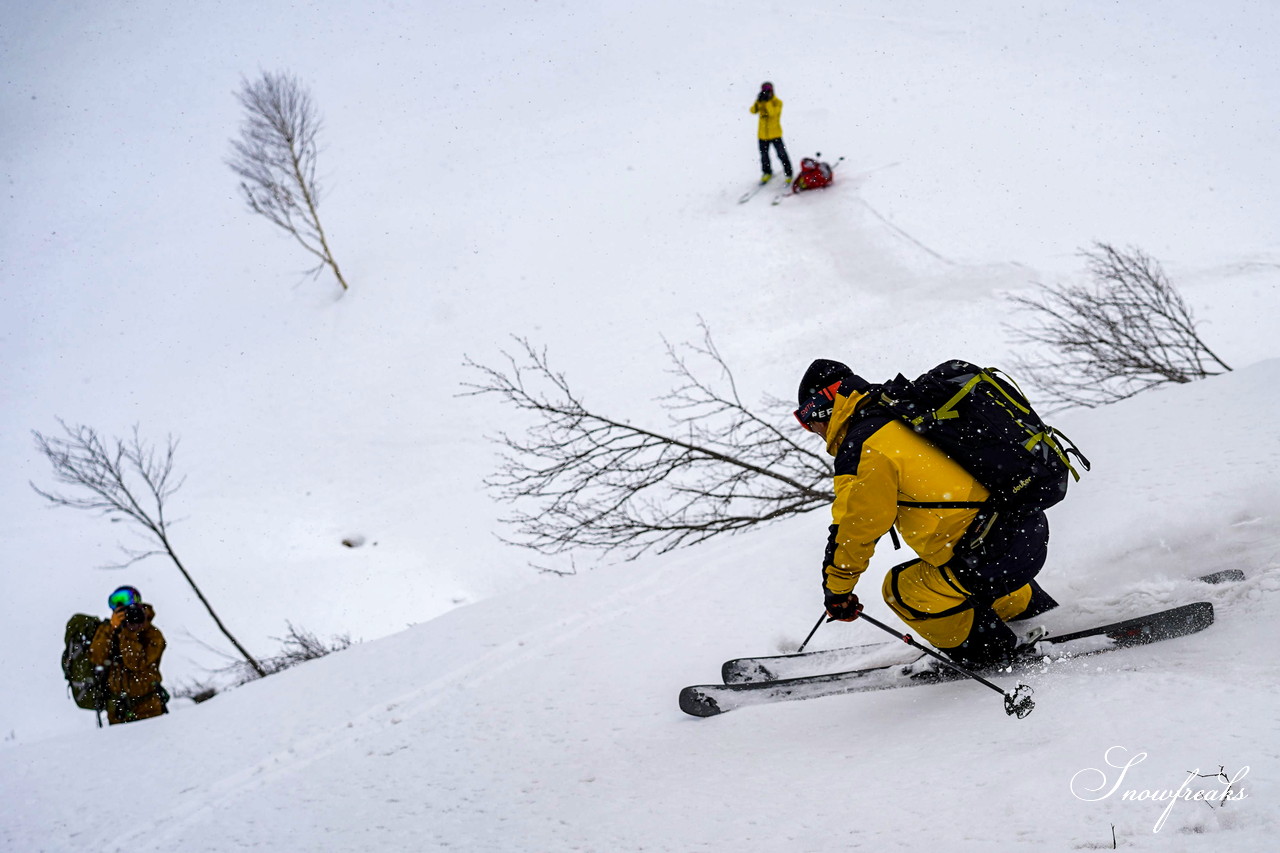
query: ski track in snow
[{"left": 100, "top": 551, "right": 712, "bottom": 852}]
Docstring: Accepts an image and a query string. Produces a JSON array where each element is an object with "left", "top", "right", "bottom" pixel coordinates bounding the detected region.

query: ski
[
  {"left": 722, "top": 570, "right": 1242, "bottom": 684},
  {"left": 1040, "top": 600, "right": 1213, "bottom": 646},
  {"left": 737, "top": 179, "right": 777, "bottom": 203},
  {"left": 722, "top": 639, "right": 905, "bottom": 685},
  {"left": 680, "top": 601, "right": 1215, "bottom": 717}
]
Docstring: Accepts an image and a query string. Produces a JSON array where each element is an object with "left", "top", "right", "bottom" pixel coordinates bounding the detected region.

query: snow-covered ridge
[{"left": 4, "top": 361, "right": 1278, "bottom": 852}]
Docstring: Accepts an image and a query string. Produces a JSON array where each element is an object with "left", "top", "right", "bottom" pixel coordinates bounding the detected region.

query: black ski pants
[
  {"left": 758, "top": 137, "right": 793, "bottom": 178},
  {"left": 883, "top": 509, "right": 1057, "bottom": 669}
]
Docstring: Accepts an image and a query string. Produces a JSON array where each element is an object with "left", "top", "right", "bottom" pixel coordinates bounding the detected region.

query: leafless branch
[
  {"left": 177, "top": 622, "right": 355, "bottom": 701},
  {"left": 31, "top": 421, "right": 266, "bottom": 676},
  {"left": 228, "top": 70, "right": 349, "bottom": 292},
  {"left": 1007, "top": 242, "right": 1231, "bottom": 410},
  {"left": 462, "top": 323, "right": 833, "bottom": 559},
  {"left": 220, "top": 622, "right": 353, "bottom": 683}
]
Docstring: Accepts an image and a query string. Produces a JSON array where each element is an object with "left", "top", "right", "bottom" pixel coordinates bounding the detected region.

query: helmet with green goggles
[{"left": 108, "top": 586, "right": 141, "bottom": 611}]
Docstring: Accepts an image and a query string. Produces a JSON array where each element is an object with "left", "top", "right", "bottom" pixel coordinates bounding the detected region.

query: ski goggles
[
  {"left": 794, "top": 381, "right": 842, "bottom": 430},
  {"left": 108, "top": 587, "right": 140, "bottom": 610}
]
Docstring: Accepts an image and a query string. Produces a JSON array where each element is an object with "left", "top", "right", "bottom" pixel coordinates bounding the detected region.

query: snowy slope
[
  {"left": 2, "top": 0, "right": 1280, "bottom": 849},
  {"left": 3, "top": 363, "right": 1279, "bottom": 852}
]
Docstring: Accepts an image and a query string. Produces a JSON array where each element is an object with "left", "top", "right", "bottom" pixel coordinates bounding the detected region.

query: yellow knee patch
[
  {"left": 881, "top": 560, "right": 975, "bottom": 649},
  {"left": 992, "top": 583, "right": 1034, "bottom": 622}
]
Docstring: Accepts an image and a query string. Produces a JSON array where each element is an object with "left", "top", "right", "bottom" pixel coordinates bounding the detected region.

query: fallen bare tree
[
  {"left": 1007, "top": 242, "right": 1232, "bottom": 410},
  {"left": 462, "top": 324, "right": 834, "bottom": 559},
  {"left": 31, "top": 421, "right": 267, "bottom": 677},
  {"left": 174, "top": 621, "right": 354, "bottom": 703},
  {"left": 218, "top": 621, "right": 353, "bottom": 684},
  {"left": 228, "top": 70, "right": 349, "bottom": 292}
]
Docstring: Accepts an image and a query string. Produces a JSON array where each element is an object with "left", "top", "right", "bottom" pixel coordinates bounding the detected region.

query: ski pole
[
  {"left": 796, "top": 611, "right": 828, "bottom": 653},
  {"left": 837, "top": 609, "right": 1035, "bottom": 718}
]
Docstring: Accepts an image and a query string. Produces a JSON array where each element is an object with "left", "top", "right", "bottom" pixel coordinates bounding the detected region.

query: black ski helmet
[{"left": 795, "top": 359, "right": 866, "bottom": 425}]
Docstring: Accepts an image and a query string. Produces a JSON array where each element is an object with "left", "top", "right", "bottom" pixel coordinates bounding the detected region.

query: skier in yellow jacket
[
  {"left": 749, "top": 81, "right": 792, "bottom": 184},
  {"left": 794, "top": 359, "right": 1059, "bottom": 669}
]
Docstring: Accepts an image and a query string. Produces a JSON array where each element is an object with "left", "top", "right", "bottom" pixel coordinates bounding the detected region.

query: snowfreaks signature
[{"left": 1070, "top": 745, "right": 1248, "bottom": 832}]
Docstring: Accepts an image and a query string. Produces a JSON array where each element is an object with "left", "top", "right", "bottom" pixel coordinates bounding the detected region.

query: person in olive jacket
[
  {"left": 749, "top": 81, "right": 792, "bottom": 183},
  {"left": 89, "top": 585, "right": 167, "bottom": 725}
]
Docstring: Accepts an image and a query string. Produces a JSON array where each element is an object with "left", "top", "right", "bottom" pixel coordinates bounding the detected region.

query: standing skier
[
  {"left": 793, "top": 359, "right": 1059, "bottom": 670},
  {"left": 88, "top": 585, "right": 168, "bottom": 725},
  {"left": 749, "top": 81, "right": 792, "bottom": 184}
]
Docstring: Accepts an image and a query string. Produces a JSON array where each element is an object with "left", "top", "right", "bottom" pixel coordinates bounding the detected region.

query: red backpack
[{"left": 792, "top": 156, "right": 835, "bottom": 192}]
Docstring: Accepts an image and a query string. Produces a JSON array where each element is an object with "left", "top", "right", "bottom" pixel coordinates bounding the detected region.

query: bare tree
[
  {"left": 32, "top": 421, "right": 266, "bottom": 677},
  {"left": 228, "top": 70, "right": 349, "bottom": 292},
  {"left": 462, "top": 323, "right": 834, "bottom": 559},
  {"left": 174, "top": 621, "right": 353, "bottom": 703},
  {"left": 218, "top": 621, "right": 353, "bottom": 685},
  {"left": 1007, "top": 242, "right": 1232, "bottom": 410}
]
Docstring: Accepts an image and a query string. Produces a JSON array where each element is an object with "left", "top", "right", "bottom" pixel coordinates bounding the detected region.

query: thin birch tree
[
  {"left": 229, "top": 70, "right": 349, "bottom": 292},
  {"left": 32, "top": 421, "right": 267, "bottom": 677}
]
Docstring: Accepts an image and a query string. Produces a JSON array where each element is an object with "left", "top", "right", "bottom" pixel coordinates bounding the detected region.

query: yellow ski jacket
[
  {"left": 750, "top": 96, "right": 784, "bottom": 140},
  {"left": 821, "top": 385, "right": 989, "bottom": 596}
]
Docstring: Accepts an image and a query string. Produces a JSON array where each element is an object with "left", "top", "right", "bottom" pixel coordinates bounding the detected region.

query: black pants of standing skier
[{"left": 759, "top": 138, "right": 793, "bottom": 178}]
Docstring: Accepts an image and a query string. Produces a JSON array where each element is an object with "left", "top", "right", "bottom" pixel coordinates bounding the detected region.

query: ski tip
[
  {"left": 1188, "top": 600, "right": 1215, "bottom": 630},
  {"left": 721, "top": 660, "right": 774, "bottom": 685},
  {"left": 679, "top": 686, "right": 723, "bottom": 718},
  {"left": 1152, "top": 601, "right": 1215, "bottom": 640},
  {"left": 1177, "top": 600, "right": 1215, "bottom": 629},
  {"left": 1109, "top": 601, "right": 1215, "bottom": 647},
  {"left": 1199, "top": 569, "right": 1245, "bottom": 585}
]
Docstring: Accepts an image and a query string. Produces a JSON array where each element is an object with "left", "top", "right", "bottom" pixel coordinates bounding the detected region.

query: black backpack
[{"left": 868, "top": 360, "right": 1090, "bottom": 512}]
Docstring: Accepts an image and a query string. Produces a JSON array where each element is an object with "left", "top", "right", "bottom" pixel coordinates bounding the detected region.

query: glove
[
  {"left": 110, "top": 609, "right": 127, "bottom": 628},
  {"left": 824, "top": 590, "right": 862, "bottom": 622}
]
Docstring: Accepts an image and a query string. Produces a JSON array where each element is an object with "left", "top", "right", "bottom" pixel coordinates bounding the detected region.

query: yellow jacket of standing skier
[{"left": 750, "top": 92, "right": 784, "bottom": 140}]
